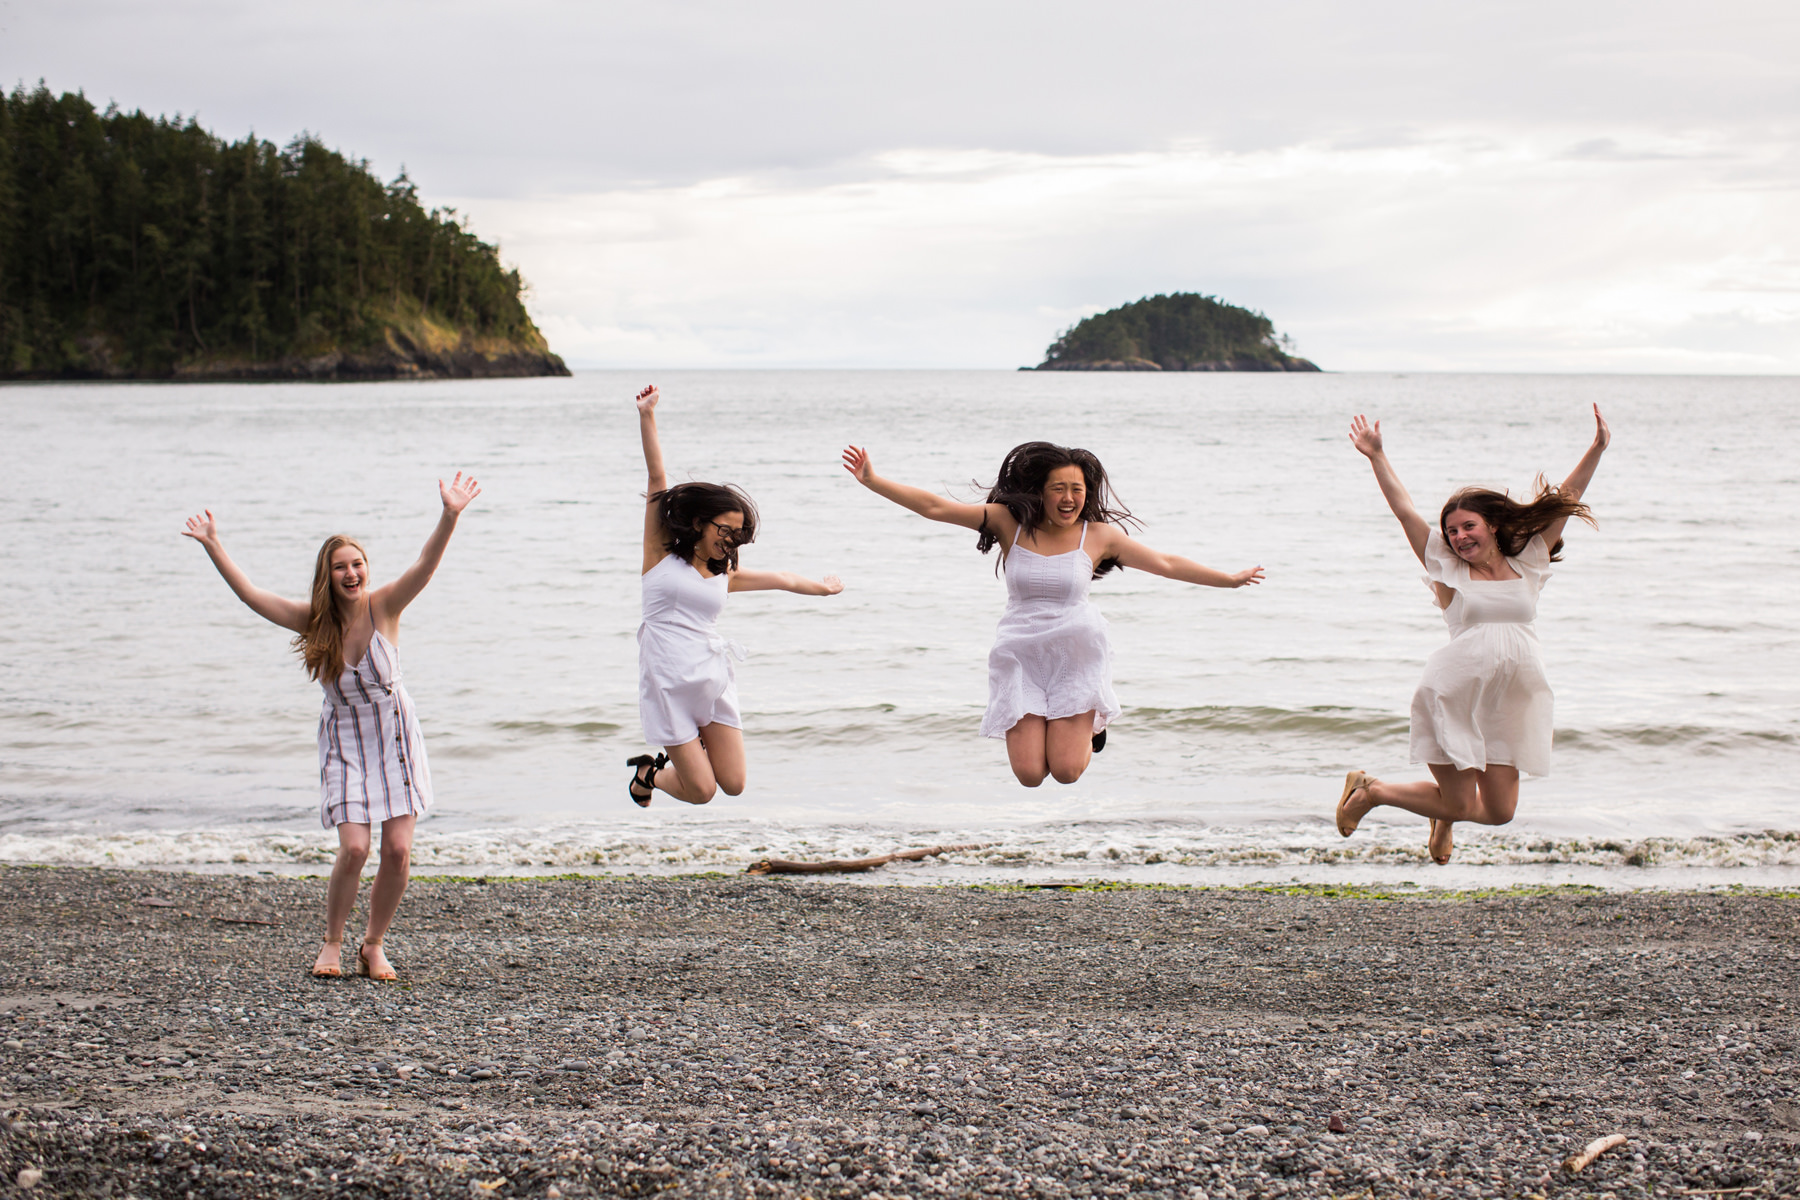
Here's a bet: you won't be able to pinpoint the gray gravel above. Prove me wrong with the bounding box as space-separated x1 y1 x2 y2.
0 866 1796 1197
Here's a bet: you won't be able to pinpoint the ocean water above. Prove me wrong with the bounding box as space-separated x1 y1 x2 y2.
2 370 1797 887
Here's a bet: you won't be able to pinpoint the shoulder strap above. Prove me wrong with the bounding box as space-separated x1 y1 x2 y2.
1077 521 1088 551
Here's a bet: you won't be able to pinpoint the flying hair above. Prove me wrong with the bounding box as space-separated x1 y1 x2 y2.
975 441 1139 578
1440 476 1595 562
652 481 759 575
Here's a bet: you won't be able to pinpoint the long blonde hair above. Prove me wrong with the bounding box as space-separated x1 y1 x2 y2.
294 534 368 681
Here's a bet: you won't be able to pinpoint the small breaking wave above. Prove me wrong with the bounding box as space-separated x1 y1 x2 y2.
3 822 1796 877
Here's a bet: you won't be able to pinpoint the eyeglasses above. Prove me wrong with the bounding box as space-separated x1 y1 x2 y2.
707 521 746 541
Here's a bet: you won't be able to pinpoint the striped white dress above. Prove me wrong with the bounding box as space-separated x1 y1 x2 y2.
318 629 433 828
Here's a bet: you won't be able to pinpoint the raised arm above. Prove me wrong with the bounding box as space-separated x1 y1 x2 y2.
1348 415 1433 566
182 510 310 633
1089 525 1264 588
1541 404 1610 548
729 569 845 596
371 472 481 627
841 445 1011 538
639 385 671 574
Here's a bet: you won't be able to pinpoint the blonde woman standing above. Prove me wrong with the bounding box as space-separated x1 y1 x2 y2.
183 473 480 980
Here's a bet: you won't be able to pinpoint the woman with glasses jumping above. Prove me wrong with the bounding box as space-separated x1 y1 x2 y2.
626 385 844 807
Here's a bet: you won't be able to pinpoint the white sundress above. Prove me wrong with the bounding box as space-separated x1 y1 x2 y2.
1410 529 1555 778
637 553 745 747
981 522 1122 739
318 629 432 829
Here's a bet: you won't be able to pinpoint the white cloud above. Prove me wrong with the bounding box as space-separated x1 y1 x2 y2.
6 0 1800 368
462 130 1800 370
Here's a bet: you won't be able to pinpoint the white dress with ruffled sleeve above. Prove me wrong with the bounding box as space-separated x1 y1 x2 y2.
1410 529 1555 778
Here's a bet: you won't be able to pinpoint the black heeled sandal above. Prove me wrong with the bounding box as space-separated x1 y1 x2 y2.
626 753 666 807
1091 729 1106 754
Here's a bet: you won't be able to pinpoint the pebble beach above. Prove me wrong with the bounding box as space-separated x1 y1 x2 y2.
0 867 1796 1198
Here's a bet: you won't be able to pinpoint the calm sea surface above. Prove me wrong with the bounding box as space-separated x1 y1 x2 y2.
2 371 1797 885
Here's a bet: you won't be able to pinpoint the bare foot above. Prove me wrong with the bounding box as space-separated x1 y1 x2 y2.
1429 819 1454 865
1336 771 1375 837
311 939 343 978
358 941 398 982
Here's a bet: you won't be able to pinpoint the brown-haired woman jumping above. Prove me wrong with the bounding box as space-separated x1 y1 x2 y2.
1339 405 1609 864
183 472 480 980
628 386 842 808
843 440 1263 788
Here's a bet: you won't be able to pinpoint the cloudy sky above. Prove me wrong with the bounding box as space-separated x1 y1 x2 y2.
7 1 1798 370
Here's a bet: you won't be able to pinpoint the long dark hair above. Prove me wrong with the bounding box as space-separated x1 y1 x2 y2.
652 482 759 574
1440 477 1594 562
976 441 1139 577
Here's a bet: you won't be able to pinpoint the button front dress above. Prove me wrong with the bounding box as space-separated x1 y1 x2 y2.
638 553 744 747
981 522 1122 738
318 629 432 828
1410 529 1555 777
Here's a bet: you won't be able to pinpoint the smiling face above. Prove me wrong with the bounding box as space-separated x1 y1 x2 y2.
1443 508 1498 562
329 543 369 604
1040 464 1088 529
695 510 747 563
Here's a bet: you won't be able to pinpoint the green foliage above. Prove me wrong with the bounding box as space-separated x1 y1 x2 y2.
1041 292 1310 370
0 84 543 377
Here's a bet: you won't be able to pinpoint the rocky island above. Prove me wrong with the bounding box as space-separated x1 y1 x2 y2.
0 86 568 381
1033 292 1319 372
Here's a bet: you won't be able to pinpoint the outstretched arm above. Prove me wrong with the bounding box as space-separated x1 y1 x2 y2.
639 385 671 574
372 472 481 626
841 445 1010 537
1092 526 1264 588
181 510 310 633
1348 415 1433 567
729 570 845 596
1542 404 1610 548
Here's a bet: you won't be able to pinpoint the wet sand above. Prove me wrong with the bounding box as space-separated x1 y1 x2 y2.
0 866 1795 1197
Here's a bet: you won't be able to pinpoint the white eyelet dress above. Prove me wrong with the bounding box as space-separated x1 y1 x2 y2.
638 553 745 747
1410 529 1555 777
318 630 433 828
980 522 1122 739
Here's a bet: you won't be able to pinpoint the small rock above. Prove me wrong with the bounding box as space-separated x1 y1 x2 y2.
1237 1124 1269 1138
470 1069 496 1080
17 1169 43 1189
2 1040 21 1051
1328 1114 1346 1133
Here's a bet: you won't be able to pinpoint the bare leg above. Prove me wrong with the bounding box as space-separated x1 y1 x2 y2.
652 723 746 804
1045 713 1098 784
359 814 416 978
315 823 371 975
1006 716 1049 787
1006 713 1097 786
1344 765 1520 865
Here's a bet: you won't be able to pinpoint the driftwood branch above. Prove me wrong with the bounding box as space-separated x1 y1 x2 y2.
746 844 991 876
1562 1133 1627 1173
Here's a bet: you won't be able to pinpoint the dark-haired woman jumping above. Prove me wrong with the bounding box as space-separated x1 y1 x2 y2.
843 441 1263 788
628 386 843 807
1338 405 1610 864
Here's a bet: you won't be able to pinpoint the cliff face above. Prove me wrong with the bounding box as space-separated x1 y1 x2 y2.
60 311 569 382
1033 292 1320 372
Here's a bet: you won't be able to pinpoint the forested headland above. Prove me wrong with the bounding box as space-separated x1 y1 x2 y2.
1033 293 1319 372
0 85 568 380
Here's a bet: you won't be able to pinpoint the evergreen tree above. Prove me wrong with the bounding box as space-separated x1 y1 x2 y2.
0 84 558 377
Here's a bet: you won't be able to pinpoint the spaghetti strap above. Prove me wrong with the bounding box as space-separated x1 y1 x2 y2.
1077 521 1088 551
